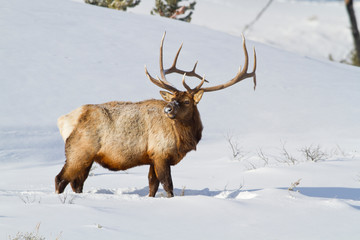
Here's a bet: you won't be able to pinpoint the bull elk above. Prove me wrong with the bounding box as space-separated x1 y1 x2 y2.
55 33 256 197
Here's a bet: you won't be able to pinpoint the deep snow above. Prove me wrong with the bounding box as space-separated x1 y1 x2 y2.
1 0 360 239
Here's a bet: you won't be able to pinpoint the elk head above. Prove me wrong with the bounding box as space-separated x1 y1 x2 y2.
144 32 257 121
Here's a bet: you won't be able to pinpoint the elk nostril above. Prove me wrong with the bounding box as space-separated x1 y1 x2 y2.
164 107 172 113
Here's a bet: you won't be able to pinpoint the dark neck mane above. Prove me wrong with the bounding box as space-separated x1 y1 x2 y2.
173 107 203 157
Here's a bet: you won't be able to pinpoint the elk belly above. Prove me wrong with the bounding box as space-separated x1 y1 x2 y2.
94 149 151 171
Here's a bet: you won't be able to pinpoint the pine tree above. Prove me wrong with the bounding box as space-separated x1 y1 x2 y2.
109 0 141 11
84 0 141 11
151 0 196 22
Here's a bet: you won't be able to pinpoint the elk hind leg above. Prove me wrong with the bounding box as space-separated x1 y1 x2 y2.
55 165 70 194
56 144 97 194
70 162 93 193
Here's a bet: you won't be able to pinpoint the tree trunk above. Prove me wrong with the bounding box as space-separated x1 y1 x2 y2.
345 0 360 64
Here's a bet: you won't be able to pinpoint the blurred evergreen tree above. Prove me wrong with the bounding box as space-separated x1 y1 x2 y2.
84 0 141 11
151 0 196 22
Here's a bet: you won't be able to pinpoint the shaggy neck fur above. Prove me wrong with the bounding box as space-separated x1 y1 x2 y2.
172 106 203 159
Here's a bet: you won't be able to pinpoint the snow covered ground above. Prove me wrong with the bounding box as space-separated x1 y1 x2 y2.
128 0 360 62
1 0 360 239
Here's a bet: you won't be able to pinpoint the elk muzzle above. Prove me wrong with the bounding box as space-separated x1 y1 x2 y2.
164 100 179 119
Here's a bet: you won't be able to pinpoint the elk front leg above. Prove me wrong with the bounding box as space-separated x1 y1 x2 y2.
154 162 174 198
148 164 160 197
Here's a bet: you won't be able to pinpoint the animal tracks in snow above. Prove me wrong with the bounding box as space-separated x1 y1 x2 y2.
86 187 258 200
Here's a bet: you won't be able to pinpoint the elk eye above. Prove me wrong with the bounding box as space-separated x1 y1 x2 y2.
184 100 190 105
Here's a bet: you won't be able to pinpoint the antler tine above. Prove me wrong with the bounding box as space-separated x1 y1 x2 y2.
168 42 183 72
193 75 205 92
201 35 257 92
240 34 249 75
181 74 192 92
182 73 206 94
159 32 174 86
145 65 179 93
252 47 257 90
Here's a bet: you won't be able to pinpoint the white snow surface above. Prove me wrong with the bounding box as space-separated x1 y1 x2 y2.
1 0 360 239
129 0 360 61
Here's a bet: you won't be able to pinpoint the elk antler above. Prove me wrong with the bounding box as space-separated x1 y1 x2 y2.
200 35 257 92
145 32 208 93
159 32 209 83
145 33 256 94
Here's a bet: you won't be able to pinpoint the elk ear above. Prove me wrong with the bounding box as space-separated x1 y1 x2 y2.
160 91 174 102
193 90 204 104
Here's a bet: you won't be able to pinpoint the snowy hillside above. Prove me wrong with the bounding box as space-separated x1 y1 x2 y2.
128 0 360 62
1 0 360 239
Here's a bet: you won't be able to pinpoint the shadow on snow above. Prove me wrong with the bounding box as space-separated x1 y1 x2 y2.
286 187 360 201
91 186 360 204
92 187 258 199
